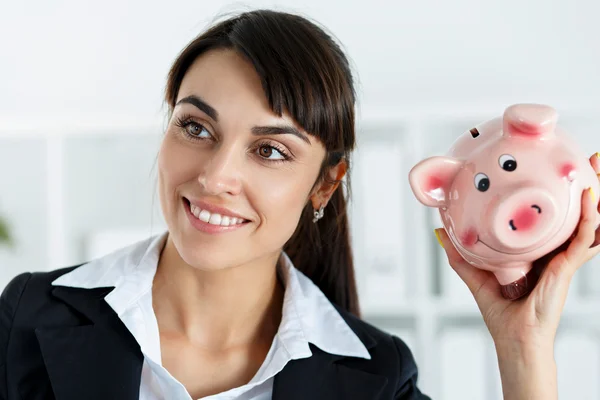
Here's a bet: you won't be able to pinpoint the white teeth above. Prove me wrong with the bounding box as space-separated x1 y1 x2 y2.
198 210 211 223
189 203 245 226
208 213 222 225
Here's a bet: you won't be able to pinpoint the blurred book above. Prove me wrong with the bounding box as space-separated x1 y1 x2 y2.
353 140 406 309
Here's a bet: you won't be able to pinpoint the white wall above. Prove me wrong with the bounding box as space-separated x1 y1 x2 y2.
1 0 600 129
2 1 600 399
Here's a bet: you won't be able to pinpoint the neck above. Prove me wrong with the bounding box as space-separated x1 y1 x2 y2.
152 234 284 350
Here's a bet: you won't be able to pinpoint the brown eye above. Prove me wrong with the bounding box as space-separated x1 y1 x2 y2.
259 146 273 158
187 123 205 137
256 143 287 161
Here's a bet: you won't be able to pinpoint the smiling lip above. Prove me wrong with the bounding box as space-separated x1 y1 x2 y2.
185 197 250 221
183 198 250 234
477 235 545 255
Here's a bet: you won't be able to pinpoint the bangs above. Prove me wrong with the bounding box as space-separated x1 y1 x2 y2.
166 10 355 153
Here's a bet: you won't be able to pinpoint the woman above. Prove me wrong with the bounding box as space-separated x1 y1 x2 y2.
1 9 599 400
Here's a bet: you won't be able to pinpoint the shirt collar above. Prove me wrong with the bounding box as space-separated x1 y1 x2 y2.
51 231 370 361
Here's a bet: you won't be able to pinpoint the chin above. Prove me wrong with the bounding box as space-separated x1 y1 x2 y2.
176 241 234 271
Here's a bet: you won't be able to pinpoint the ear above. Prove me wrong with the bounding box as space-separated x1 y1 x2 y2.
408 156 463 207
502 103 557 138
310 160 347 209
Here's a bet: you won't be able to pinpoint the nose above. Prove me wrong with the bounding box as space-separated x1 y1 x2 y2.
509 205 542 231
198 147 242 196
490 188 558 251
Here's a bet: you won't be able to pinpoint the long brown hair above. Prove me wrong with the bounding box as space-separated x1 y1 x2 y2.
164 9 360 317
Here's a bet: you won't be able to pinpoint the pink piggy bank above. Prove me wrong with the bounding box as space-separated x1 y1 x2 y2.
409 103 600 300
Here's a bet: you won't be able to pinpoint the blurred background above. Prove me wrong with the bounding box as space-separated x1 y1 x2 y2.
1 0 600 398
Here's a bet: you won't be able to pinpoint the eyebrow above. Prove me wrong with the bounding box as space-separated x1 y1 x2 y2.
175 95 219 121
175 94 310 144
251 125 310 144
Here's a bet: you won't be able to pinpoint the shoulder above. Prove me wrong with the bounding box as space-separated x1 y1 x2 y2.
0 265 82 352
335 304 417 365
0 265 84 326
333 305 428 399
1 265 82 302
0 265 88 397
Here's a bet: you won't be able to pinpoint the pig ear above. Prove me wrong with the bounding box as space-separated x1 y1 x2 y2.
409 156 463 208
502 103 557 138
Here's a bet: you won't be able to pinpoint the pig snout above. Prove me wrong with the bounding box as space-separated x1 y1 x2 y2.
489 188 558 251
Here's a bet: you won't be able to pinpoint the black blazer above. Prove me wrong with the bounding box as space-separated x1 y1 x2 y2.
0 266 431 400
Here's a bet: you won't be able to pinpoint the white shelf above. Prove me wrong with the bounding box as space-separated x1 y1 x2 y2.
364 298 600 321
0 115 166 137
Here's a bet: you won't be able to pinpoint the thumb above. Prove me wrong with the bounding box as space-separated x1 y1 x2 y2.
435 228 502 303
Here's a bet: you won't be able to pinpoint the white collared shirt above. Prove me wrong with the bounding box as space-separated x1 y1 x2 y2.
51 232 370 399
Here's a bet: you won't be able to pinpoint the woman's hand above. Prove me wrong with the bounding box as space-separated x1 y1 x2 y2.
434 153 600 399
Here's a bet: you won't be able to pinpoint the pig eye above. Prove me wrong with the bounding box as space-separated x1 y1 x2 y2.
499 154 517 171
474 173 490 192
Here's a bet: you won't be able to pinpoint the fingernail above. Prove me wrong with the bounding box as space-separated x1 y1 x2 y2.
596 152 600 159
434 228 444 248
590 187 597 203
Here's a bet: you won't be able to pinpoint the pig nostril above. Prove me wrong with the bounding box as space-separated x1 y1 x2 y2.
509 205 541 232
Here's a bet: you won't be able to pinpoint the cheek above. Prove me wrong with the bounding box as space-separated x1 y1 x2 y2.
250 168 311 215
157 142 181 218
459 227 478 247
559 162 576 181
246 163 318 239
158 135 200 189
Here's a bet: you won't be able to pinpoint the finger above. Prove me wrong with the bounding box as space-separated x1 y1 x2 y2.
584 223 600 261
592 225 600 249
590 152 600 175
435 228 502 304
564 188 597 272
435 227 464 265
589 153 600 213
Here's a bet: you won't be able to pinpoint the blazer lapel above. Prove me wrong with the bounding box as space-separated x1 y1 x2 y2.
272 345 388 400
272 313 388 400
35 286 144 400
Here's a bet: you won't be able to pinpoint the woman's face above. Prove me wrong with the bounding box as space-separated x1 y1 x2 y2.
158 49 335 271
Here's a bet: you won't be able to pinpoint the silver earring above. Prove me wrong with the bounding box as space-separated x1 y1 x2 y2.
312 205 324 223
